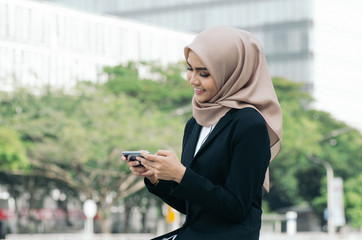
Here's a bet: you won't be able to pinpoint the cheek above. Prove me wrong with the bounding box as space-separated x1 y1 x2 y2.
207 85 218 99
206 79 217 93
211 78 218 94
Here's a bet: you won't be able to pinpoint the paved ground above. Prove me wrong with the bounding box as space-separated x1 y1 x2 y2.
4 232 362 240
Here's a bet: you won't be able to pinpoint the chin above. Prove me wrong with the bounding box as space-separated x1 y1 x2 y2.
196 98 208 103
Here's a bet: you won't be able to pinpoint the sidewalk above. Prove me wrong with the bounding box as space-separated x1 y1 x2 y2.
5 233 155 240
261 232 362 240
5 232 362 240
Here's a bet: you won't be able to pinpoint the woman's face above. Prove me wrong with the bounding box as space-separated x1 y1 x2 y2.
186 50 218 103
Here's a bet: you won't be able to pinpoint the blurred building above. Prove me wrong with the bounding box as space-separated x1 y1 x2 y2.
0 0 194 91
38 0 362 130
36 0 317 92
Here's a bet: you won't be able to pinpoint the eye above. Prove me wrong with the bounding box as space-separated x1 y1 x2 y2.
200 72 210 78
187 67 193 71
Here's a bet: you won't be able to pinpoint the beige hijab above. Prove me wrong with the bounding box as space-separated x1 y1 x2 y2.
184 26 282 191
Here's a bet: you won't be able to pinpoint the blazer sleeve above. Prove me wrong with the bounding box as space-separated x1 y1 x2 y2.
143 118 196 214
144 178 186 214
169 121 271 222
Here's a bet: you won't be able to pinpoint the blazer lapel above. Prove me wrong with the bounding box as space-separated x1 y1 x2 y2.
183 123 201 168
194 111 233 159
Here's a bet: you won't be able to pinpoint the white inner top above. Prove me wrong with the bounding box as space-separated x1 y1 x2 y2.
194 124 216 156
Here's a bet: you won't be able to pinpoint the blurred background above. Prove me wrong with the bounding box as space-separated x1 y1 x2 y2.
0 0 361 239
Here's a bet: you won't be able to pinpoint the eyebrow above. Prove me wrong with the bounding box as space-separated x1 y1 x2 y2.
187 61 208 71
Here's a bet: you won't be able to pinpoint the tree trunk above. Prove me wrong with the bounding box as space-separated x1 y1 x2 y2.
124 203 132 233
98 207 112 233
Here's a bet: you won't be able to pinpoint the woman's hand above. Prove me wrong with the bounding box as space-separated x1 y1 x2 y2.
138 150 186 183
121 154 158 184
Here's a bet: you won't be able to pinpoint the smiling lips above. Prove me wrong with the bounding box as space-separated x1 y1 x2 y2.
194 88 206 94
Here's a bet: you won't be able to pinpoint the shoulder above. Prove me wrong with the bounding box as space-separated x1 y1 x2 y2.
185 117 197 130
228 108 270 146
182 117 197 142
229 107 266 129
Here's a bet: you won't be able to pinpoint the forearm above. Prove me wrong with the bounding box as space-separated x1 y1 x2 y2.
144 178 186 214
170 168 247 222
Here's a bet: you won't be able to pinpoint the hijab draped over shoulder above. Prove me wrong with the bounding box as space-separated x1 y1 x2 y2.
184 26 282 191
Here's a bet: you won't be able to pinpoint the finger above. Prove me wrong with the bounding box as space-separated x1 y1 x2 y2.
130 167 141 176
140 160 159 175
139 151 159 163
131 166 147 175
140 150 154 160
139 158 153 168
127 160 142 167
132 168 145 176
156 149 171 157
140 170 155 177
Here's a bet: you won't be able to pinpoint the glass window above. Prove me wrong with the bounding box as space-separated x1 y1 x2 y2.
15 6 30 41
29 9 44 43
0 3 8 37
56 15 64 46
301 29 309 52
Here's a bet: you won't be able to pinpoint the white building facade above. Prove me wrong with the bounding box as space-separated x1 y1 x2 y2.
43 0 316 91
0 0 195 91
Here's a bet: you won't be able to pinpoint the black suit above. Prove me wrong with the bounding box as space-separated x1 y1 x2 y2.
146 108 271 239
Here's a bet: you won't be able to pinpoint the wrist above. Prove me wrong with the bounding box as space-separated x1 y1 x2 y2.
175 166 186 184
150 177 159 185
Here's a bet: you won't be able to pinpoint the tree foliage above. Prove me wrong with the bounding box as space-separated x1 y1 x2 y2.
0 63 189 233
268 77 362 228
344 173 362 227
0 127 28 170
104 61 193 111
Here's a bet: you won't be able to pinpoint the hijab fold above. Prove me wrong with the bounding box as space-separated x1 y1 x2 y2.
184 26 282 192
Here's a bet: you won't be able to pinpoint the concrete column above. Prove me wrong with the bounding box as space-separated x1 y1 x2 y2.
286 211 297 236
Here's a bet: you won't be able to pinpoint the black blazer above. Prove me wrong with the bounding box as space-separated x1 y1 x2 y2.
145 108 271 240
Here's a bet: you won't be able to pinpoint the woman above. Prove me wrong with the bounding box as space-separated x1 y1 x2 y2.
122 25 282 240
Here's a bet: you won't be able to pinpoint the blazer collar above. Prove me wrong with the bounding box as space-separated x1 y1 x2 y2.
183 109 234 167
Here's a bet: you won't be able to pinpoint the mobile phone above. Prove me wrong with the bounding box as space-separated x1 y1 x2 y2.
122 151 150 167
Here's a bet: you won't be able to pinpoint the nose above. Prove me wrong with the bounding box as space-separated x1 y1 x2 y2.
189 72 200 86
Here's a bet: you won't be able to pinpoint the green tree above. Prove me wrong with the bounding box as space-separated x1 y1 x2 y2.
0 78 188 233
266 77 323 208
344 173 362 227
266 77 362 229
0 127 28 170
104 61 193 112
